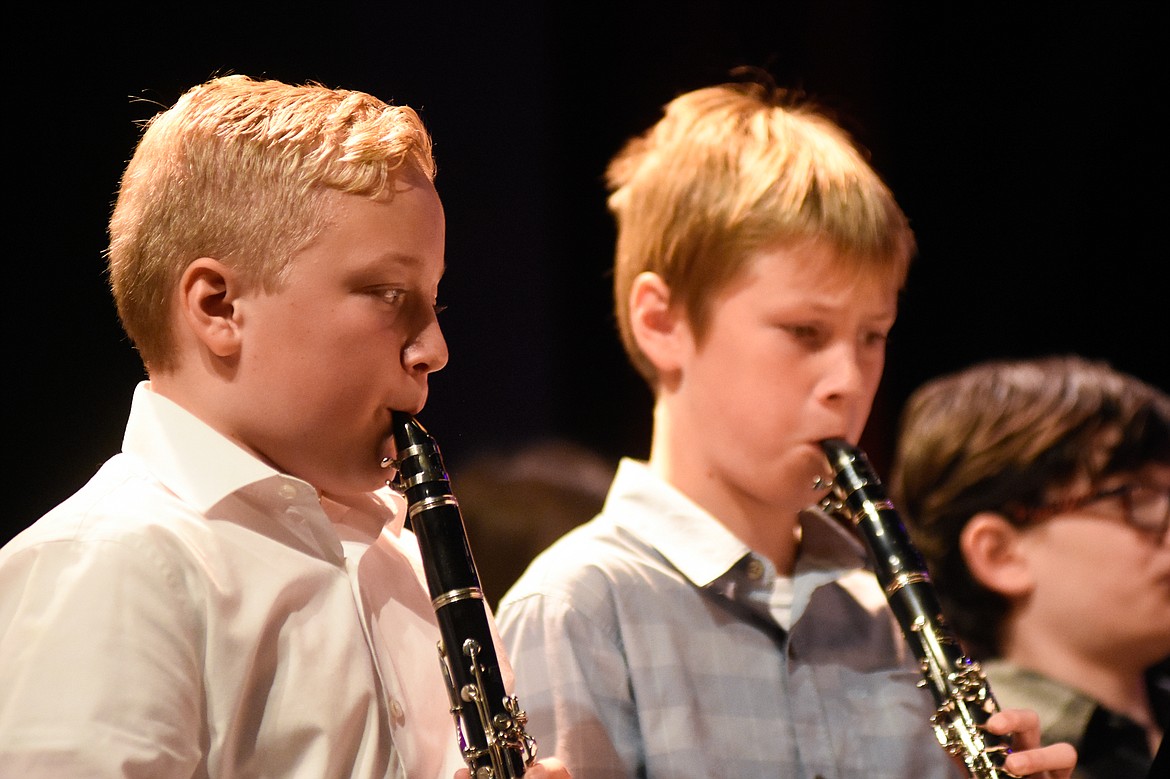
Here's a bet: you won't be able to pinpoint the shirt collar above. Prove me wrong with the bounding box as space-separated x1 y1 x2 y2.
606 459 870 580
795 506 870 572
979 660 1098 746
604 458 751 588
320 488 408 539
122 381 403 554
123 382 282 514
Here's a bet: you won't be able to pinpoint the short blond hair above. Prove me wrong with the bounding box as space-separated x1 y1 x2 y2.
606 78 915 386
107 74 436 372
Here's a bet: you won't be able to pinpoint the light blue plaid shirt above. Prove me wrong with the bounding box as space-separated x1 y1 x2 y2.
497 458 965 779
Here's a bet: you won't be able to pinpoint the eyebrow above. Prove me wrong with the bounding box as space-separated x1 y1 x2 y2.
350 251 446 278
788 300 898 321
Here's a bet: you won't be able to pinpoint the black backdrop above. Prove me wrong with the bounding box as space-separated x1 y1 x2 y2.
7 2 1166 544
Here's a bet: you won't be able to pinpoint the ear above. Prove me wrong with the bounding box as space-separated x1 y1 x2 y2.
628 271 689 379
959 512 1034 598
177 257 243 359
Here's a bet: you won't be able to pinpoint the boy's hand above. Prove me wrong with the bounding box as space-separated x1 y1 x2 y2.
523 758 572 778
986 708 1077 778
454 757 571 779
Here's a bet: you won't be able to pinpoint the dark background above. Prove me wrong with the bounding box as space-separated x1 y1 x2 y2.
7 2 1166 544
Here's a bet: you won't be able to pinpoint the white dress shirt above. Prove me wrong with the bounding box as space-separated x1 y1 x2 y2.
0 382 480 778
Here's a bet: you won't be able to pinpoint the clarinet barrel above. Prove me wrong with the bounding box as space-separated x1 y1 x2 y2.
391 414 536 778
819 438 1021 779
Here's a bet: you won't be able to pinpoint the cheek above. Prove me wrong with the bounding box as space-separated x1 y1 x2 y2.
868 349 888 387
857 349 887 401
1027 526 1132 593
297 311 390 370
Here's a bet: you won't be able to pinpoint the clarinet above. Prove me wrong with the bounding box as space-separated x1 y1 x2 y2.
389 413 537 778
818 439 1022 779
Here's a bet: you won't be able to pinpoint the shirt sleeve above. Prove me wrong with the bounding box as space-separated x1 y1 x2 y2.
0 534 205 777
497 586 640 779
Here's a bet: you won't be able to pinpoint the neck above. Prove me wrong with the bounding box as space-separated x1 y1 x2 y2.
648 405 803 574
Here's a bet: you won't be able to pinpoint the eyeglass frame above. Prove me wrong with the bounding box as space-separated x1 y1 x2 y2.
1009 482 1170 539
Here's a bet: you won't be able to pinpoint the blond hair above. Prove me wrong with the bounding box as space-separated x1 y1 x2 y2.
107 74 436 372
606 78 915 386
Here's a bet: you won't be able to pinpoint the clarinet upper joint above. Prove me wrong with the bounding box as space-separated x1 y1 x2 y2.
392 412 539 778
818 438 1024 779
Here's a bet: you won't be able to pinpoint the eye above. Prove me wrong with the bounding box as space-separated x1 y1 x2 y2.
862 328 890 348
378 288 406 306
784 323 826 347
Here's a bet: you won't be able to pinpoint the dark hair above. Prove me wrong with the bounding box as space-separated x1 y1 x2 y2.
889 355 1170 658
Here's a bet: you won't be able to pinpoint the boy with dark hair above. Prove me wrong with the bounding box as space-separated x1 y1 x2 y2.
890 355 1170 778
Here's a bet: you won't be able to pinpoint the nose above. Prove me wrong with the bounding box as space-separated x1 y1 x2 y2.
818 341 868 403
405 316 449 376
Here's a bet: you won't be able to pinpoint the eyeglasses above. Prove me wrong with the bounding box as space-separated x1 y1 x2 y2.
1012 483 1170 539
